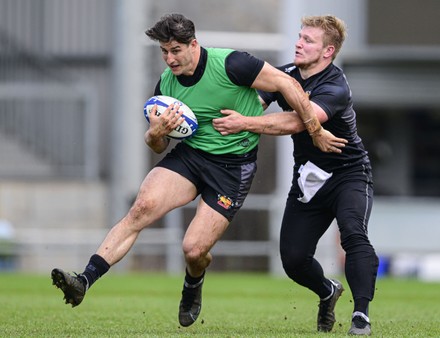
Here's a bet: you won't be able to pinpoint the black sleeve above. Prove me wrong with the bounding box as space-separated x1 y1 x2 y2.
257 63 294 109
225 51 265 87
258 89 277 107
153 80 162 95
310 75 351 119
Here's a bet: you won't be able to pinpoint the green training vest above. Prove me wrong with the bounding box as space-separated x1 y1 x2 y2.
159 48 263 155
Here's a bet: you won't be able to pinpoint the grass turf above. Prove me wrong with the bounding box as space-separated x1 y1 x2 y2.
0 272 439 337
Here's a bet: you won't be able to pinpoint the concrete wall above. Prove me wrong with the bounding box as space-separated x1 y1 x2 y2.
0 181 108 272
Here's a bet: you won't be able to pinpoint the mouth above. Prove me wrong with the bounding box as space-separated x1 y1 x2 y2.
168 64 180 72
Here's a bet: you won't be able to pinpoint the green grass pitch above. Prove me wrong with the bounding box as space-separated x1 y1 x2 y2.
1 272 439 337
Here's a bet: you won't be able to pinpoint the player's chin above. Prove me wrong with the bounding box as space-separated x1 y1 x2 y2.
293 58 304 67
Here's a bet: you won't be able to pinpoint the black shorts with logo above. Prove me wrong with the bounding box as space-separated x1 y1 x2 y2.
155 142 258 221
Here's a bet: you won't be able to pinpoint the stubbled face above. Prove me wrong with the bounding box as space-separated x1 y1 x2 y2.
293 26 327 70
159 39 198 76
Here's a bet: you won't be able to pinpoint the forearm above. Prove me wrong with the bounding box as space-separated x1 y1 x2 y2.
144 130 169 154
281 79 322 136
252 63 321 136
243 112 305 135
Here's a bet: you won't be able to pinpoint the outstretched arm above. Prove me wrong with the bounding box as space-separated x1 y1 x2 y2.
213 109 304 135
250 62 347 152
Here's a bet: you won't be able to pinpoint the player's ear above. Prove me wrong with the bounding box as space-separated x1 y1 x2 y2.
324 45 335 59
189 39 198 48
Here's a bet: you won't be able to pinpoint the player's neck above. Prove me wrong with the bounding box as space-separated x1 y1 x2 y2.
187 45 201 76
298 61 331 80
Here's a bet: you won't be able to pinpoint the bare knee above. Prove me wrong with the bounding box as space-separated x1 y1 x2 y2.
182 239 211 267
125 196 159 231
182 240 202 262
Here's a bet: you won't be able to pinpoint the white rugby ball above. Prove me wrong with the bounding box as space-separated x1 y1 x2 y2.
143 95 198 140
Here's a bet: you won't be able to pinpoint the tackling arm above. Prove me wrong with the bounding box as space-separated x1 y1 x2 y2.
251 62 347 152
213 101 327 136
213 110 304 135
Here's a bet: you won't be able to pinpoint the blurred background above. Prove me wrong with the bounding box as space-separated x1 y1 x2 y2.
0 0 439 280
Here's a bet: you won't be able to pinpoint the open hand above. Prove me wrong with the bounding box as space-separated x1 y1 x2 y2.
311 128 348 153
212 109 246 135
149 103 184 138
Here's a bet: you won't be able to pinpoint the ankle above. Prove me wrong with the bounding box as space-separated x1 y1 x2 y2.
78 274 89 290
320 281 334 301
352 311 370 323
185 269 205 286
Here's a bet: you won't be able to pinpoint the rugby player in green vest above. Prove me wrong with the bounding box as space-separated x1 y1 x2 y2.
51 13 346 328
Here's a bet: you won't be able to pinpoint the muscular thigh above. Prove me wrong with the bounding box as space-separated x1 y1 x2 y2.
156 142 257 222
135 167 197 219
183 198 230 255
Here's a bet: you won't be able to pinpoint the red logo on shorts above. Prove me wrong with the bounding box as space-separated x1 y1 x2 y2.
217 195 234 210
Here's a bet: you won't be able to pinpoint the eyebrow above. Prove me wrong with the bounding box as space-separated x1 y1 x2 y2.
299 32 314 40
161 45 181 52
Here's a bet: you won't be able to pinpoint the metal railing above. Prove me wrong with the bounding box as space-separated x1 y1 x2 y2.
0 82 99 179
0 0 107 180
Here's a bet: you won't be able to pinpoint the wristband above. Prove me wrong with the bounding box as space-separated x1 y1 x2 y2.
309 125 322 136
303 116 322 136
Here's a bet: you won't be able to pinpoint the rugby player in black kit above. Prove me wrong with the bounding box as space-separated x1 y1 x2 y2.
213 15 378 336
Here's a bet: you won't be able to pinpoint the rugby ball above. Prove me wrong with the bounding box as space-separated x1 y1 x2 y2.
143 95 198 140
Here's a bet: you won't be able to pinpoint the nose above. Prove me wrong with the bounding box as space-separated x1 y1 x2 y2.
163 53 174 64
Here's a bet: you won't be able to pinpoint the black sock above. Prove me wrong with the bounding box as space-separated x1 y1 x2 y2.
320 279 334 300
353 297 369 316
81 254 110 290
185 269 205 286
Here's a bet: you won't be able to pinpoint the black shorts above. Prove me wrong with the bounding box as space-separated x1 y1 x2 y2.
155 142 258 221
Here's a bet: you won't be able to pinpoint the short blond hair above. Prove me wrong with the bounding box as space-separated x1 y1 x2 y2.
301 15 347 59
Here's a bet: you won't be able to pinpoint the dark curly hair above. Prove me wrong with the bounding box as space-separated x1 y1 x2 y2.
145 13 196 44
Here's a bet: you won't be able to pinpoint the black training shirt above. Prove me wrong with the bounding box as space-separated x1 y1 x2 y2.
259 63 370 173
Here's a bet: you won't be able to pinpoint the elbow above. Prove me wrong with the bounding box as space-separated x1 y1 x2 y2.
149 146 164 154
